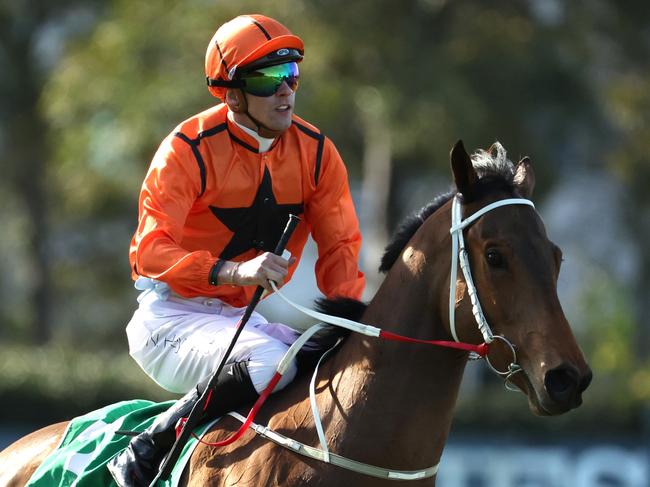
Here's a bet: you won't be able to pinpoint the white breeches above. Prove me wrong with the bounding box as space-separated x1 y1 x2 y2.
125 286 299 395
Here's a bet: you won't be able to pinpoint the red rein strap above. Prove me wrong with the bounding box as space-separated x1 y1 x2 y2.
379 330 489 357
185 333 489 448
187 372 283 447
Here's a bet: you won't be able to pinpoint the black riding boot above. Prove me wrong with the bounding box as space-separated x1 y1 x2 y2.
107 361 258 487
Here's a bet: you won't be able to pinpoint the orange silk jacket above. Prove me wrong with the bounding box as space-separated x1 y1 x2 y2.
129 103 365 308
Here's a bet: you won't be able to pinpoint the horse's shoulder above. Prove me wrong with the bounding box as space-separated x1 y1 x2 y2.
0 421 68 487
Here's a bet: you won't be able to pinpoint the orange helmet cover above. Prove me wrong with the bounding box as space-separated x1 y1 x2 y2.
205 14 304 99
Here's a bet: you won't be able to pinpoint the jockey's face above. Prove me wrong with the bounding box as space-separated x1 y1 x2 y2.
227 81 295 137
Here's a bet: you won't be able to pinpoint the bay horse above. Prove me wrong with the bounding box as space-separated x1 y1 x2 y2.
0 141 592 486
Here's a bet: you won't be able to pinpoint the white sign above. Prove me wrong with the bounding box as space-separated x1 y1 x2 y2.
438 444 649 487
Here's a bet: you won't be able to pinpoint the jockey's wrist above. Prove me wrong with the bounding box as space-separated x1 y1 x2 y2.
218 261 241 286
209 259 240 286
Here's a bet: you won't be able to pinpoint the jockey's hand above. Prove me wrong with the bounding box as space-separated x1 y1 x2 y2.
232 253 296 291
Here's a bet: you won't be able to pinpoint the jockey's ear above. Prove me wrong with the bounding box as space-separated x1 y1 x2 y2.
450 140 478 199
514 157 535 199
225 89 246 113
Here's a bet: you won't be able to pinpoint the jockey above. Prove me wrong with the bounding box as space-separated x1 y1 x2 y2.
107 14 365 487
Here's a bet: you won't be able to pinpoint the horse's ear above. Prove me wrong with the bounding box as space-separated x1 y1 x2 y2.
450 140 478 197
514 156 535 199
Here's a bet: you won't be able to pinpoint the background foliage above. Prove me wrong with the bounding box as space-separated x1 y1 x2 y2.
1 0 649 440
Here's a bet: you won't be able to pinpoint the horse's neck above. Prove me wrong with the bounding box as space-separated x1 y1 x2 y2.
322 211 468 469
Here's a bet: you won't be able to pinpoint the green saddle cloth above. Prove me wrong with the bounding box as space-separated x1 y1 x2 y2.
26 399 217 487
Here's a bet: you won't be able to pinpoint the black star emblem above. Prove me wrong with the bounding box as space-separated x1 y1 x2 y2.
209 167 303 260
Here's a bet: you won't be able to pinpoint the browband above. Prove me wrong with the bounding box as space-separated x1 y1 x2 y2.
206 76 245 88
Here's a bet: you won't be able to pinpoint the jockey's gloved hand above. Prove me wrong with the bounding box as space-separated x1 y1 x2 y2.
231 252 296 291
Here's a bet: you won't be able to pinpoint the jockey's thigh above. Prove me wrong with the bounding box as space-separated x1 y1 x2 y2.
125 294 298 395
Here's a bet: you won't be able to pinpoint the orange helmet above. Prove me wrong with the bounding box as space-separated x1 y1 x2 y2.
205 14 304 100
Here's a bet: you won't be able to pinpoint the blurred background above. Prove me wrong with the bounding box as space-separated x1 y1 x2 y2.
1 0 649 485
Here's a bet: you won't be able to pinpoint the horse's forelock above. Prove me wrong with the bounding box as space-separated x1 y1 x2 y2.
470 142 516 182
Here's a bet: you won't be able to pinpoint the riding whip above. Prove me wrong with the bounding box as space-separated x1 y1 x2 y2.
152 214 301 484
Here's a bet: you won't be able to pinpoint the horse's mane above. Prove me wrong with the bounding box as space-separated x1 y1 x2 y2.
316 142 518 320
315 297 367 321
379 191 455 273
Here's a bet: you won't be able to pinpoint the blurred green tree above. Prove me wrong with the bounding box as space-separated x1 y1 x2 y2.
0 0 648 431
0 0 104 343
580 0 650 362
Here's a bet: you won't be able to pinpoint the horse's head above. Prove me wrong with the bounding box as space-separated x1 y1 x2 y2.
448 140 592 415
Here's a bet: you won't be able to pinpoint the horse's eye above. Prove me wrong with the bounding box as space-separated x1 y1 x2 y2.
486 248 505 268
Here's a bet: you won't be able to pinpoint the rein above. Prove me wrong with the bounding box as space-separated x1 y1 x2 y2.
189 195 536 480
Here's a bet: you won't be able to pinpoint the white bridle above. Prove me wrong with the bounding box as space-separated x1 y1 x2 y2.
449 195 536 379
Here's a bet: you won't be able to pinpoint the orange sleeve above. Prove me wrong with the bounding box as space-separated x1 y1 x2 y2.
305 138 365 299
130 133 217 295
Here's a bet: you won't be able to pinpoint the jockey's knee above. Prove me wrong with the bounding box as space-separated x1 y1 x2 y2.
247 341 297 394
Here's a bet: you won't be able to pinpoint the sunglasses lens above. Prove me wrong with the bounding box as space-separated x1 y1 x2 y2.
241 62 300 97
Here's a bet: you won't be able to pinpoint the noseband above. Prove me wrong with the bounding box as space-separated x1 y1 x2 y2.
449 195 536 390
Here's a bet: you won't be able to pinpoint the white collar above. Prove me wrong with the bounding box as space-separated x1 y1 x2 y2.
228 111 275 153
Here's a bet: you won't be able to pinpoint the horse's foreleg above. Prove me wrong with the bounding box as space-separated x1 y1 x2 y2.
0 421 68 487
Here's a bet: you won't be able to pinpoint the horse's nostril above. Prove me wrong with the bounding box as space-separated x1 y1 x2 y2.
544 366 579 405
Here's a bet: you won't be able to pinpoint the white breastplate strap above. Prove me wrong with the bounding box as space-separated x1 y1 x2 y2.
238 286 441 481
448 196 536 344
227 407 438 480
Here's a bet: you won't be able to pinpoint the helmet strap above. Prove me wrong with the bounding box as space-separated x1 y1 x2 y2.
238 91 284 139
